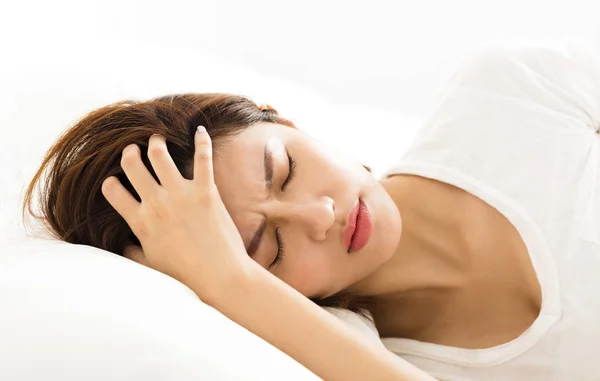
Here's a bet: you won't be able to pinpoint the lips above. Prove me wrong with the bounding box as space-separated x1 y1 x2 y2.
343 199 373 253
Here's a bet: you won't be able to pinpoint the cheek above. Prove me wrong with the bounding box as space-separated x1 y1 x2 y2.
281 254 332 297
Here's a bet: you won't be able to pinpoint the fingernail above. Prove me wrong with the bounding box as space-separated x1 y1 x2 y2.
197 125 206 133
123 145 135 154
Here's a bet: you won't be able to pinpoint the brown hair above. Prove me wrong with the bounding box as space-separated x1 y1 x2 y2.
22 93 372 320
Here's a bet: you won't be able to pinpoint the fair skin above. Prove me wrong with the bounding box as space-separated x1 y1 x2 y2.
110 120 542 377
212 122 402 299
371 174 542 348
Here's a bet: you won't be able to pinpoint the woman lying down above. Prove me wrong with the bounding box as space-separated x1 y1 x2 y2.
23 43 600 381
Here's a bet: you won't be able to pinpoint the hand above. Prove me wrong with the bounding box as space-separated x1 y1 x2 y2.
101 127 254 301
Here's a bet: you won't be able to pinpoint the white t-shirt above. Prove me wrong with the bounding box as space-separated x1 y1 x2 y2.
334 43 600 381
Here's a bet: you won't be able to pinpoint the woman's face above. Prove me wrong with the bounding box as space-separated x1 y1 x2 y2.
213 123 402 299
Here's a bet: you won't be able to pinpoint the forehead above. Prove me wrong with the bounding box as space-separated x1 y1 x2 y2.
213 123 285 198
212 123 291 238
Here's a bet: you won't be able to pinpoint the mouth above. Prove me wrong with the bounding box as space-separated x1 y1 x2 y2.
343 198 373 253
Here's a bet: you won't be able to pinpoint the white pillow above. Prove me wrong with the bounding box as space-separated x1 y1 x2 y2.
0 238 321 381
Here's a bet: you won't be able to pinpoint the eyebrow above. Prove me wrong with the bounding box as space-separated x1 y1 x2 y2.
263 144 274 193
246 144 274 258
247 220 266 258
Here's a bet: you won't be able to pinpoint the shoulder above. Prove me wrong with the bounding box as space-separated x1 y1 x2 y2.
402 42 600 156
453 42 600 84
385 43 600 211
436 42 600 131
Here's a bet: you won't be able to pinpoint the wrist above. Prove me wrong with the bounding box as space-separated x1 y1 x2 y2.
194 259 261 307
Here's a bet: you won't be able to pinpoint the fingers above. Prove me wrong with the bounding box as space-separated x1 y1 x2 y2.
101 175 140 226
147 134 183 189
193 126 215 188
120 144 162 200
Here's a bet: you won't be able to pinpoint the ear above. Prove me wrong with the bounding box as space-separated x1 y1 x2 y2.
258 104 276 112
258 104 297 128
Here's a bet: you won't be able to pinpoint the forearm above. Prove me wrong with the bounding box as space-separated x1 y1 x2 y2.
199 264 436 381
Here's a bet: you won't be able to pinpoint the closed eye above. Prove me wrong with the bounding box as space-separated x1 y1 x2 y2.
281 153 296 191
270 227 285 268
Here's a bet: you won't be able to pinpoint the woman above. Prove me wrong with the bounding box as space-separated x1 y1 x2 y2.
23 44 600 380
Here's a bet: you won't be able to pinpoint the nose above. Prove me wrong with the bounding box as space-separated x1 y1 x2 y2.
271 196 335 241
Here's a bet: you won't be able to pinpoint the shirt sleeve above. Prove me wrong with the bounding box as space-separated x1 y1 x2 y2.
389 42 600 225
434 42 600 133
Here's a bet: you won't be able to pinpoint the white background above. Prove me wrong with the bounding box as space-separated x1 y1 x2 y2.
2 0 599 118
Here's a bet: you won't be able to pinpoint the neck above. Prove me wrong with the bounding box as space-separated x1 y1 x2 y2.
347 174 472 299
